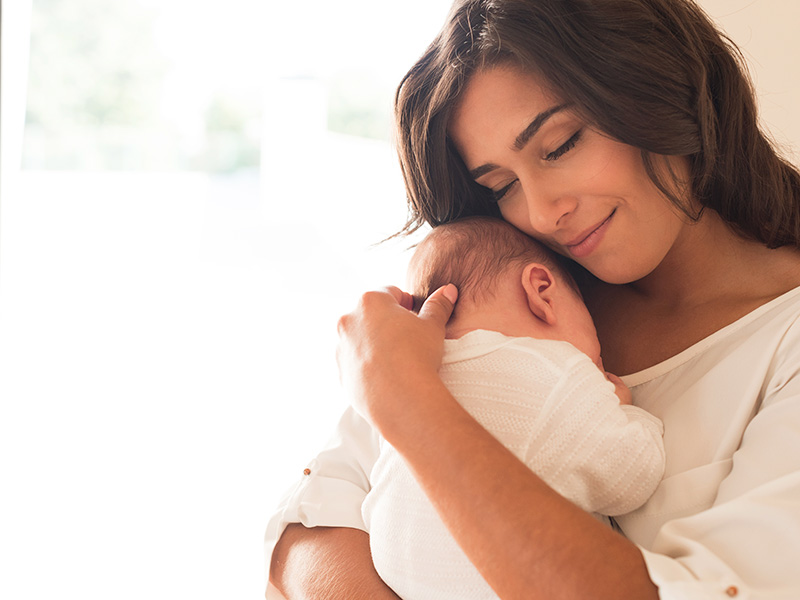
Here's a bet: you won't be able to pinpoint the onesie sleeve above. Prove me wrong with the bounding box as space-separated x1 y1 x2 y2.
263 406 381 588
524 352 665 516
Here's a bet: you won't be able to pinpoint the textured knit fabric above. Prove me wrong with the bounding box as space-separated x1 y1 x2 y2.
362 331 665 600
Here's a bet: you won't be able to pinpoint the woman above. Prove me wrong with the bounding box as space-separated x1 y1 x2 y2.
267 0 800 598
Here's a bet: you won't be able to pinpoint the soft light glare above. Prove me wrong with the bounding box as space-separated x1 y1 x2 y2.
2 1 444 598
2 1 798 599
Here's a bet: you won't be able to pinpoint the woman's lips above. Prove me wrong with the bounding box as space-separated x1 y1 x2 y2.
565 210 615 258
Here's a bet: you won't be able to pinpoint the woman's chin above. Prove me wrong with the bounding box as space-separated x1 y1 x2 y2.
583 262 654 286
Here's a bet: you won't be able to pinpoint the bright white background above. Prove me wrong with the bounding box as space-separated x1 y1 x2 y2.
0 2 450 598
0 2 798 599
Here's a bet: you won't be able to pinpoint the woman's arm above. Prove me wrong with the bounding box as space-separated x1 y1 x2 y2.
270 525 400 599
337 286 659 600
263 407 388 599
380 373 657 600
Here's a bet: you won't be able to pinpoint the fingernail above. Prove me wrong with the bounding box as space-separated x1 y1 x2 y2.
442 283 458 304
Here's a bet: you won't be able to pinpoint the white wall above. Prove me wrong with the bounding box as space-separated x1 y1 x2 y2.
700 0 800 159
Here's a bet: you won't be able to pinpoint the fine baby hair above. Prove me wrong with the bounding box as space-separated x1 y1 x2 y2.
409 215 577 316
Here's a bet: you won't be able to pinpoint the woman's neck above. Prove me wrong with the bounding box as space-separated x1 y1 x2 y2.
628 210 800 309
587 210 800 374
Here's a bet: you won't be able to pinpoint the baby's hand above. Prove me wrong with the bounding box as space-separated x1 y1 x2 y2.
605 372 632 405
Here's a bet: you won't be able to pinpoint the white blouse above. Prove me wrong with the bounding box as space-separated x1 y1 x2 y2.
265 285 800 600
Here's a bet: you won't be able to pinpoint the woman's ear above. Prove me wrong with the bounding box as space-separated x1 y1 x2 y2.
521 263 557 325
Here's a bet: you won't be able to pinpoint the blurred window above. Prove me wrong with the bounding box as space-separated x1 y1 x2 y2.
5 1 451 599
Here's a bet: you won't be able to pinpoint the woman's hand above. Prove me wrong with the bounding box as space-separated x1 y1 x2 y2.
336 284 458 429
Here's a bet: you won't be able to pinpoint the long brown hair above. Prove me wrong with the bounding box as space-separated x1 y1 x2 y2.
395 0 800 248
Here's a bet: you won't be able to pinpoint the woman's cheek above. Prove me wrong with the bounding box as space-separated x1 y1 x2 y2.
498 198 533 237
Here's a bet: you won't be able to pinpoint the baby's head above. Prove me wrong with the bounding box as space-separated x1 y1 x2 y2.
409 216 573 309
408 216 602 364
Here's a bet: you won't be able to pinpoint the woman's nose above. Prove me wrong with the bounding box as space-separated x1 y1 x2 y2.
520 180 577 236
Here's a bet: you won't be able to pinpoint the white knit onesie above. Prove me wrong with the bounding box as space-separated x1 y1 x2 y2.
362 330 665 600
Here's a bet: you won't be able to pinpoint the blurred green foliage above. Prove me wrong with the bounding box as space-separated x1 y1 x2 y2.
193 94 261 173
22 0 261 172
23 0 173 169
22 0 394 172
327 72 392 141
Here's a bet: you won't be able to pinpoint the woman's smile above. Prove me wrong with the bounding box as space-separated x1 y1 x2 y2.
564 209 616 259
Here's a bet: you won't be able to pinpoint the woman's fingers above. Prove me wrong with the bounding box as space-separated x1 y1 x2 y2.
335 284 457 428
418 284 458 326
337 288 400 340
383 285 416 311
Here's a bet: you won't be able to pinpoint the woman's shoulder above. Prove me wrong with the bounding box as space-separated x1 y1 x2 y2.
587 250 800 375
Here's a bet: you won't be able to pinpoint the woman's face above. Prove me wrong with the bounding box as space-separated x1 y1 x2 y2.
448 63 690 285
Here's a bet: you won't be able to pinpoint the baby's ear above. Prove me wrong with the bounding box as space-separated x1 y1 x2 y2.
521 263 557 325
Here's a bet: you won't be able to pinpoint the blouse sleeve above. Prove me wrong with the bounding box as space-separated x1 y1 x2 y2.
623 312 800 600
638 342 800 599
263 406 381 588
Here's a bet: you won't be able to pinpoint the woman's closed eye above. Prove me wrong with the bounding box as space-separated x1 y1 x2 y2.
484 129 585 202
545 129 583 161
491 179 518 203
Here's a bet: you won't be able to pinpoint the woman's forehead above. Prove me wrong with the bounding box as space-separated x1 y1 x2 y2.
448 64 565 162
455 63 561 115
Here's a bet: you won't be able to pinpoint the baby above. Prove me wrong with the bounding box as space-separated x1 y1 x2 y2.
361 216 665 600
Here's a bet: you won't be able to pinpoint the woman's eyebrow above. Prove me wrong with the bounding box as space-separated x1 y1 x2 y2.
469 163 501 179
468 103 571 180
513 103 570 150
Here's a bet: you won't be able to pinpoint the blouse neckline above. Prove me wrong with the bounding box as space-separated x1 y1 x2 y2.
621 284 800 387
